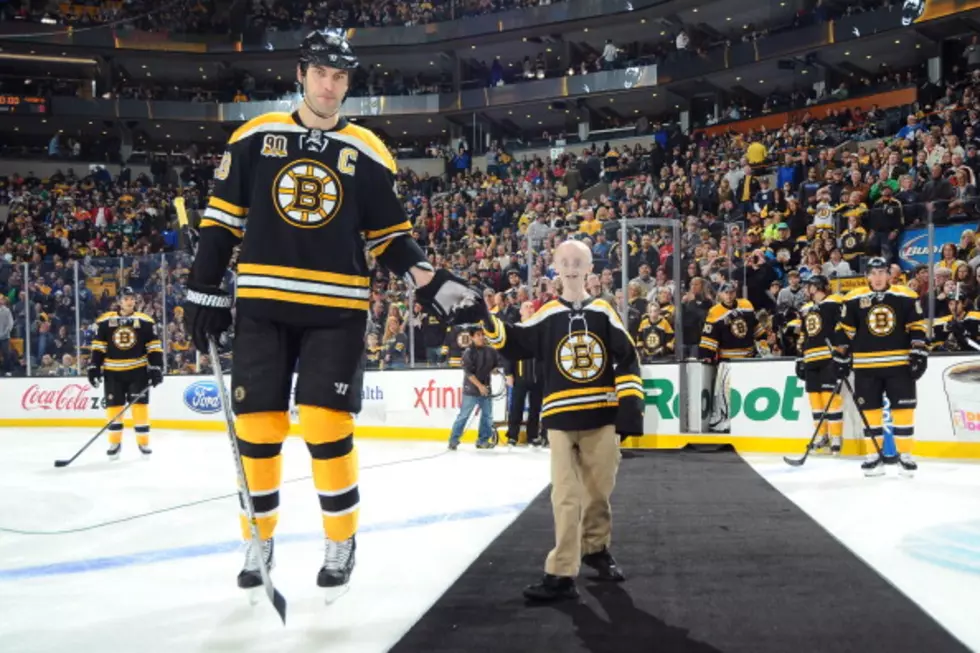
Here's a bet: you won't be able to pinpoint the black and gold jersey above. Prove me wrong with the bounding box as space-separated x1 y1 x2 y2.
636 316 674 363
839 227 868 262
90 311 163 373
698 298 765 360
798 294 844 367
931 311 980 352
835 285 927 369
441 326 471 367
190 111 427 327
365 344 383 369
484 297 644 434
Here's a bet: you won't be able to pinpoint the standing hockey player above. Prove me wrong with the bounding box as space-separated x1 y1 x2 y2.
794 275 844 454
834 257 928 476
504 300 544 447
87 286 163 459
183 29 484 596
699 282 766 431
482 240 644 602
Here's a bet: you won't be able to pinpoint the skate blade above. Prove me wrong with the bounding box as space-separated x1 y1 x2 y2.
247 587 263 605
108 454 120 461
323 584 350 605
899 468 916 479
863 468 886 478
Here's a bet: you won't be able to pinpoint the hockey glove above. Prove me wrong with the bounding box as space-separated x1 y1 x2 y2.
909 346 928 381
184 282 234 353
415 269 488 325
87 365 102 389
795 359 806 380
148 365 164 388
832 350 852 380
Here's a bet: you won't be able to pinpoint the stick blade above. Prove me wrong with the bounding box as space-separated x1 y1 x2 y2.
782 454 807 467
54 460 70 468
270 588 287 624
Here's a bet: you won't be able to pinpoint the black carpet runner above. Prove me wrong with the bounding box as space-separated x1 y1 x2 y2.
391 450 967 653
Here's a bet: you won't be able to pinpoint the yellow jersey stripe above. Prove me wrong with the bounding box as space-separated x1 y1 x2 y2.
371 239 394 257
854 349 910 358
208 196 248 217
617 389 646 401
615 375 642 385
365 221 412 240
200 219 244 239
228 112 299 145
237 263 370 287
337 124 397 172
541 401 618 419
237 288 370 311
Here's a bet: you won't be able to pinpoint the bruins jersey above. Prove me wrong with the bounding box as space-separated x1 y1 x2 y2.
441 326 471 367
90 311 163 373
484 297 644 434
190 111 427 326
365 345 383 369
839 227 868 262
835 285 927 369
931 311 980 352
636 316 674 363
699 299 765 360
798 294 844 367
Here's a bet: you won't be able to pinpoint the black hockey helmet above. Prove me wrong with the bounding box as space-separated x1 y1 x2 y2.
804 274 830 293
299 29 358 72
119 286 136 298
948 285 966 303
866 257 889 274
717 281 736 294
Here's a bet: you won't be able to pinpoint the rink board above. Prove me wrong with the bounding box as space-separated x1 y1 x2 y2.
2 358 979 458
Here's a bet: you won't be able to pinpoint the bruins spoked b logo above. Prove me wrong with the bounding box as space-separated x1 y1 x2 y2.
112 326 137 350
804 312 823 337
867 304 896 336
273 159 343 228
730 317 748 338
556 331 606 383
644 331 661 350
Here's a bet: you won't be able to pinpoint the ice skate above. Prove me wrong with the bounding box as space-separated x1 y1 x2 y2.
582 547 626 582
106 443 121 460
318 536 355 603
809 435 830 453
898 452 917 478
523 573 579 603
829 437 842 456
238 538 275 604
138 444 152 457
861 453 885 477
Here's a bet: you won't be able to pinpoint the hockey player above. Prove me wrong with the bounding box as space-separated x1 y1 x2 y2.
699 282 766 430
482 240 644 602
931 288 980 352
636 302 674 363
834 257 928 476
87 286 163 459
794 275 844 455
183 29 484 596
504 300 544 447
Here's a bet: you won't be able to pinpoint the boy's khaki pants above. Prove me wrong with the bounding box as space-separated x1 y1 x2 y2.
544 423 621 578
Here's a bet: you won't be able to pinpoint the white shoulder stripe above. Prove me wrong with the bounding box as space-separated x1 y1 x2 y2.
328 132 394 172
584 301 632 339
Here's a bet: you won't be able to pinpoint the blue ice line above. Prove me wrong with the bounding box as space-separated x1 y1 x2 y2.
0 502 528 582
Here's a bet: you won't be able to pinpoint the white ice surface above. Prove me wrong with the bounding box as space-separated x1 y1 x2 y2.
745 454 980 652
0 429 550 653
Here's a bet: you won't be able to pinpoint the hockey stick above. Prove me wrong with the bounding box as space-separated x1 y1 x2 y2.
966 336 980 352
53 386 151 468
208 337 287 624
840 375 886 460
782 376 844 467
174 196 287 624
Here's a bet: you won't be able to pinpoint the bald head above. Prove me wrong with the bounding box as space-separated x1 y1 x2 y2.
554 239 592 300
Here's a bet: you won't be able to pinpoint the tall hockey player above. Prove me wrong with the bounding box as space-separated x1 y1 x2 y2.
87 286 163 459
834 257 928 477
699 282 766 431
482 240 644 603
183 29 484 595
794 275 844 454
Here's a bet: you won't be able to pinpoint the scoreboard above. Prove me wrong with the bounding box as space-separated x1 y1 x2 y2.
0 95 49 114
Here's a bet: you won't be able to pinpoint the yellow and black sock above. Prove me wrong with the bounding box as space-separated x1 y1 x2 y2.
106 407 123 445
132 403 150 447
823 392 843 438
235 411 289 541
891 407 915 454
299 406 359 542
